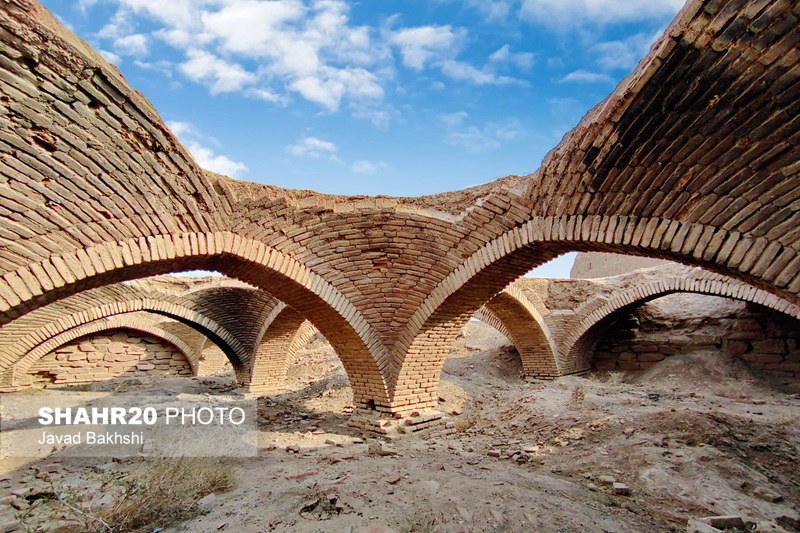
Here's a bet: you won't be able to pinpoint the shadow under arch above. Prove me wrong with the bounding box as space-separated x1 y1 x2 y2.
10 313 199 387
0 294 253 388
393 214 800 411
563 276 800 372
1 232 391 409
475 288 561 378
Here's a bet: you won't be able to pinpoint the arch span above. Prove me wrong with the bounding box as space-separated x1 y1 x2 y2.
248 302 318 395
563 272 800 371
477 287 560 378
0 233 391 409
0 284 260 387
1 0 798 421
11 313 198 388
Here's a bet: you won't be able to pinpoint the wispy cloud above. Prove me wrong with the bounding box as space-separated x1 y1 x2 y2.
287 136 340 161
489 44 534 70
179 49 256 94
351 160 388 174
519 0 684 29
166 120 248 178
388 25 463 70
439 60 519 86
445 117 524 152
591 30 661 70
560 69 614 84
113 33 148 56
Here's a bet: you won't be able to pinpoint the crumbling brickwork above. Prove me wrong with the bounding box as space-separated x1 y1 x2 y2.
593 297 800 377
478 264 800 378
0 0 797 422
27 328 192 386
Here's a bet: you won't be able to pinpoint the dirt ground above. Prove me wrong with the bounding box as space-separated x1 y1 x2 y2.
1 321 799 532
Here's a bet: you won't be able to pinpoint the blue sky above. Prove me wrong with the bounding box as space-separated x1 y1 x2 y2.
45 0 684 277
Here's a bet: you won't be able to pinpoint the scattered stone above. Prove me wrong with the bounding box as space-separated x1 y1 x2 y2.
0 522 22 533
613 482 631 496
197 493 218 513
686 519 720 533
753 486 783 503
487 450 500 458
698 516 745 529
598 475 615 485
489 509 504 523
379 442 398 457
9 499 28 511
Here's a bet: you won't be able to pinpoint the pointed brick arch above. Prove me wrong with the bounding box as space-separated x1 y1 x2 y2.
0 285 256 388
563 272 800 371
248 302 317 395
1 0 799 425
0 233 391 408
9 312 199 388
477 287 560 378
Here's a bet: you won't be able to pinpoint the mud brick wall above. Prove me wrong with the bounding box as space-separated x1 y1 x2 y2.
197 344 233 376
593 295 800 377
27 328 192 385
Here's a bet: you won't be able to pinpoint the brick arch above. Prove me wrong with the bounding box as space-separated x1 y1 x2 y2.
1 0 798 423
477 288 560 378
394 206 800 409
247 302 318 395
0 288 255 388
0 233 391 409
563 274 800 372
10 312 199 387
473 308 512 340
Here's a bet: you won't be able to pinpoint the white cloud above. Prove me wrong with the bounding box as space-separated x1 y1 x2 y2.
166 120 248 178
591 30 661 70
389 25 462 70
290 66 383 111
113 33 148 56
489 45 534 70
560 69 614 84
519 0 684 28
445 118 524 152
440 111 469 127
351 160 388 174
465 0 513 22
87 0 533 123
166 120 196 138
99 49 121 64
245 87 286 104
133 59 173 77
179 49 256 93
95 0 390 122
439 60 518 85
186 142 248 177
287 136 339 160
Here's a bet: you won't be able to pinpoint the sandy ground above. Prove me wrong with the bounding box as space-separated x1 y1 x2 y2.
1 321 799 532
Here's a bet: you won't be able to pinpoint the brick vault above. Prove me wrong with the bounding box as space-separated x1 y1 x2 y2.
0 0 797 423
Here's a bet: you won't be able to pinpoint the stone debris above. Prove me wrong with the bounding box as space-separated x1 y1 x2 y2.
612 482 630 496
698 516 745 529
196 493 218 513
752 486 783 503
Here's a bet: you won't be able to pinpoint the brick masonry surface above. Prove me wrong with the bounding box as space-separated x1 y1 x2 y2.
593 294 800 377
26 328 192 386
0 0 797 418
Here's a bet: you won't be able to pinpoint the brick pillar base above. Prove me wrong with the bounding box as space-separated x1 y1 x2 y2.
347 408 454 440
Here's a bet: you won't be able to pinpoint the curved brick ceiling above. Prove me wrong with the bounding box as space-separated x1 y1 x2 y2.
0 0 797 413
